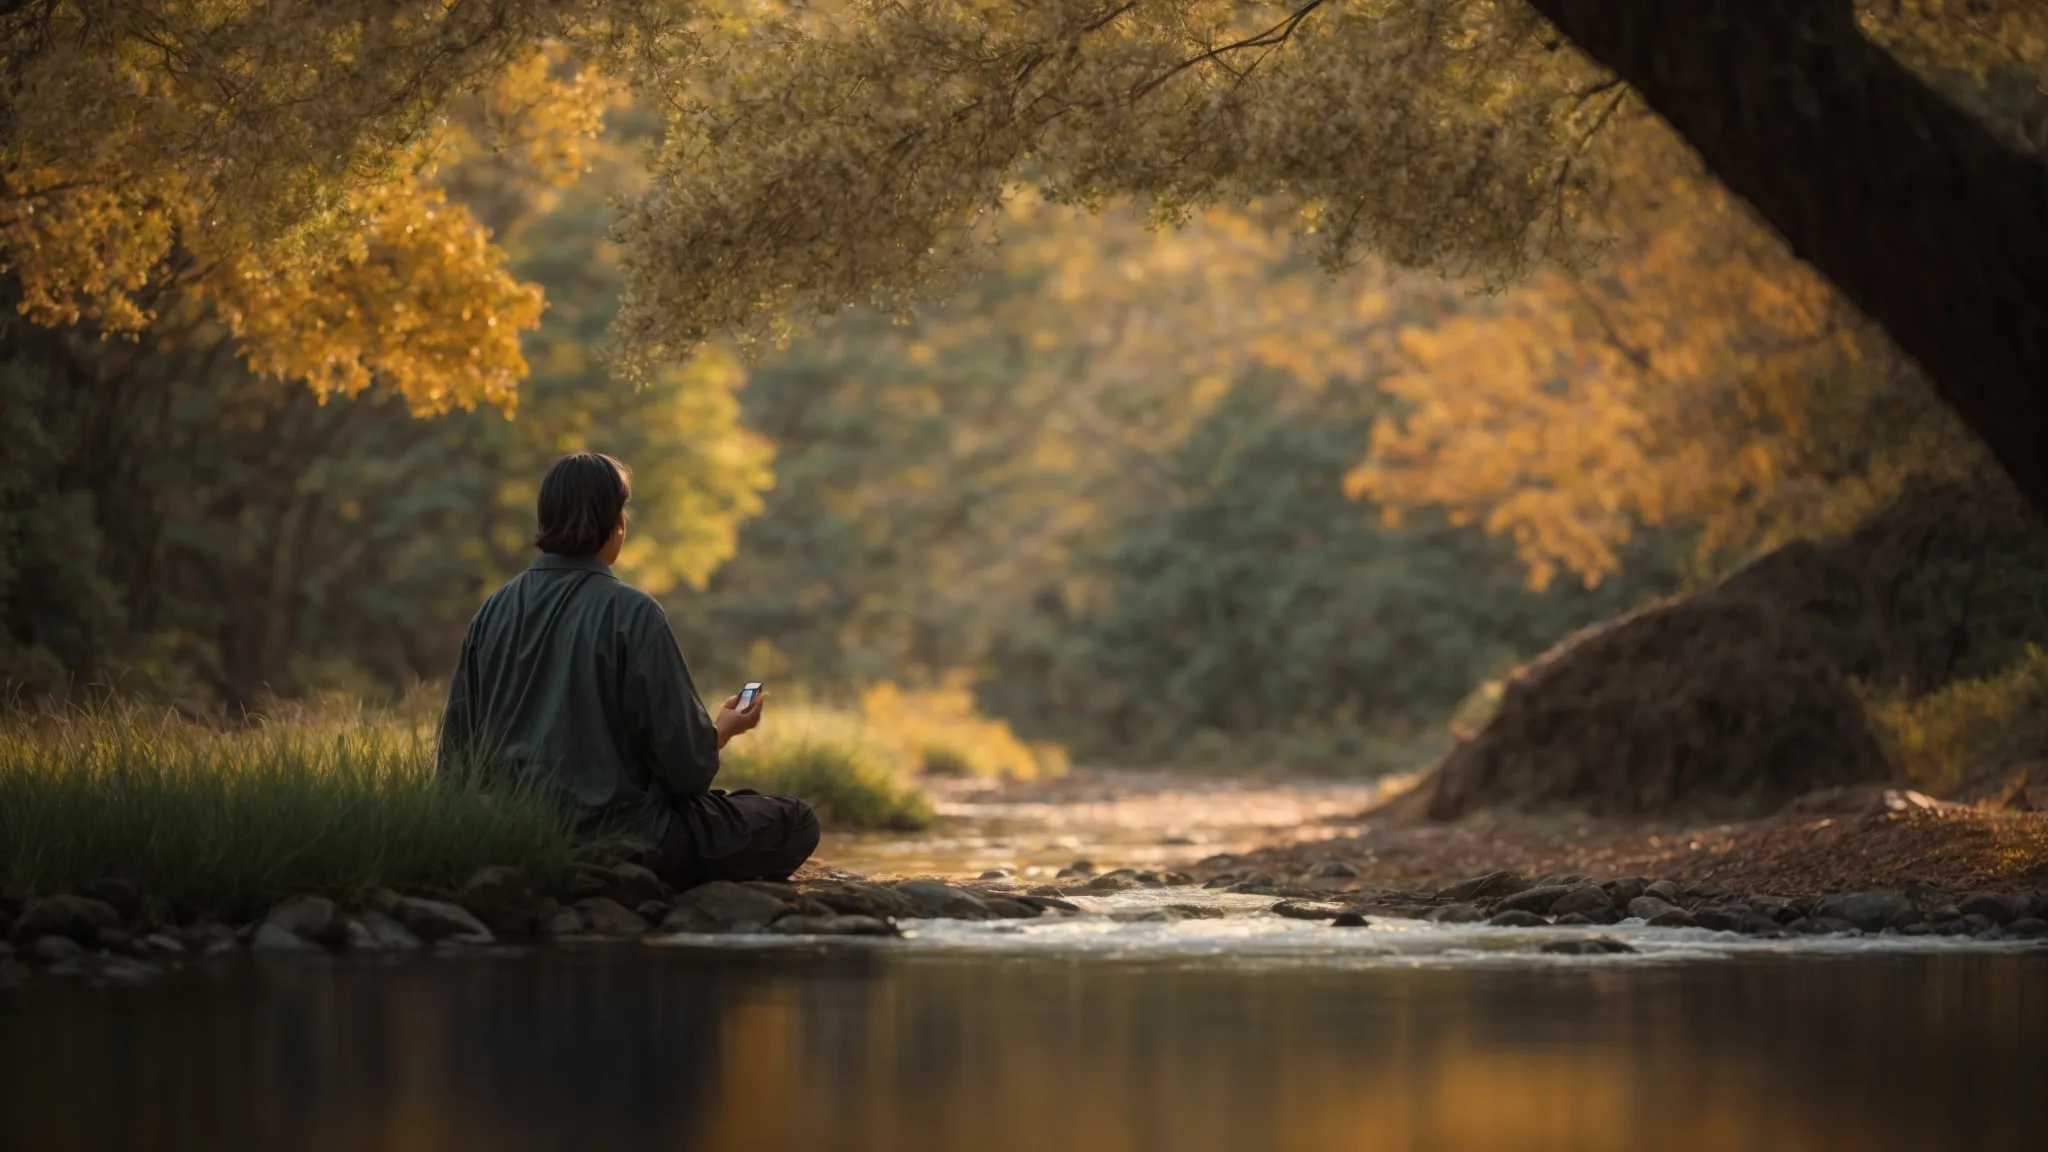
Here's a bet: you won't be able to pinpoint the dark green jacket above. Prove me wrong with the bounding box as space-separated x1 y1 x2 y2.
437 553 720 843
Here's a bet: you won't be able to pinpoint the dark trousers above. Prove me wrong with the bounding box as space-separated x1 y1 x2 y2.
651 789 820 889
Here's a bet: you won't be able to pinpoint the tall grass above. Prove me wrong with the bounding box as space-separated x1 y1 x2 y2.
0 703 576 914
1861 644 2048 792
721 704 935 831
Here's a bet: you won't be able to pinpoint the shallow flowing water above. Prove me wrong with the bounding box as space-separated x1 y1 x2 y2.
819 769 1403 878
6 893 2045 1152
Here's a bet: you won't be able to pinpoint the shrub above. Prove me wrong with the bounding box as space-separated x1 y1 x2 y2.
0 702 576 915
1861 645 2048 793
721 706 934 830
859 677 1065 780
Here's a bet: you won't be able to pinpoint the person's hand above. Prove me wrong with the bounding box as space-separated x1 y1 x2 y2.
714 690 766 749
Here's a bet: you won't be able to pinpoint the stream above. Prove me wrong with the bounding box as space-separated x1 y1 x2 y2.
6 771 2044 1151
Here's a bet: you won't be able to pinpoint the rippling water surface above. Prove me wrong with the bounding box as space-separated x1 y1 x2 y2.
5 909 2044 1152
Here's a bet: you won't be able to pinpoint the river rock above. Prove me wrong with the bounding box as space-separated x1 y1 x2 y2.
1084 874 1142 893
602 864 667 909
350 910 422 951
1271 900 1350 921
1309 860 1361 879
1164 903 1227 920
1736 913 1783 936
662 881 791 933
894 881 998 918
574 897 648 937
1437 871 1529 903
1603 877 1648 906
1203 875 1242 889
1627 896 1678 920
381 895 494 944
1553 913 1595 925
11 895 121 945
1957 893 2016 925
1551 886 1619 922
30 934 85 963
1644 880 1683 904
1331 912 1370 928
99 956 164 983
1426 903 1488 924
1743 896 1792 922
769 914 898 937
342 918 376 950
1488 909 1547 927
252 922 318 952
1813 891 1918 932
189 922 239 955
1496 885 1574 915
1647 908 1699 929
76 878 144 923
977 895 1042 919
1535 874 1594 889
979 868 1014 880
740 880 798 904
2003 917 2048 938
538 904 583 938
1694 906 1747 932
457 866 540 938
805 882 919 920
1539 937 1637 955
265 895 345 948
1055 859 1097 878
142 932 184 955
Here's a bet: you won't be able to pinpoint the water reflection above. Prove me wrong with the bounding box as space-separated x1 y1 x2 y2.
3 949 2042 1151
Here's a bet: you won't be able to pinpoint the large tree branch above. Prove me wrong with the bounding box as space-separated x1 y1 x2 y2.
1526 0 2048 513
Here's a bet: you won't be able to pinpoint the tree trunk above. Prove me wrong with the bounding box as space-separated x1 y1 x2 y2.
1525 0 2048 513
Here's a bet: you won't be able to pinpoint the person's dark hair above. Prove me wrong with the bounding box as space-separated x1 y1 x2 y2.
535 453 631 556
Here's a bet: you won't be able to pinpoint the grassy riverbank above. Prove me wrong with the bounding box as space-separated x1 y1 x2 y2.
0 705 577 910
0 699 935 909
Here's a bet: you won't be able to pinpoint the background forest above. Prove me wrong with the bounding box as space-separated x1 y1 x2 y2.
1 2 2033 779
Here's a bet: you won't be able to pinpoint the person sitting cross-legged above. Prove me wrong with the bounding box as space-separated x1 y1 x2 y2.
437 451 818 887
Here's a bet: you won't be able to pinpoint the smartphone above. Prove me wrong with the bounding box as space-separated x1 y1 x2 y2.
737 681 763 713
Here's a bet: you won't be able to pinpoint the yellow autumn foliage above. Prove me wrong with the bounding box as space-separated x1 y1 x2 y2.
1 5 648 413
861 676 1069 780
1350 108 1989 589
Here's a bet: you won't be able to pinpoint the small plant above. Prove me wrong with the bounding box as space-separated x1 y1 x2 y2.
1861 645 2048 793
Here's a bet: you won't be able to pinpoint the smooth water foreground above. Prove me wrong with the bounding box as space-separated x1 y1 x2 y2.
5 896 2045 1152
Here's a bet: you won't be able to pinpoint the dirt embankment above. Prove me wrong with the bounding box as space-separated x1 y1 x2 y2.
1210 790 2048 898
1412 480 2048 821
